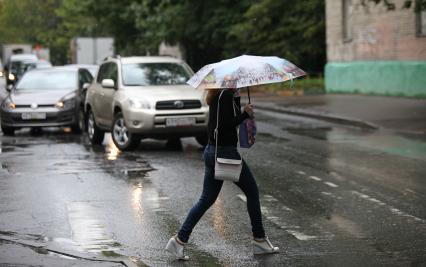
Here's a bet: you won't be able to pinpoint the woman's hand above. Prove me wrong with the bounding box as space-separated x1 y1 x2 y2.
244 104 254 118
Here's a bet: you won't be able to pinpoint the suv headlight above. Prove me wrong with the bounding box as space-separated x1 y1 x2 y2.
129 99 151 109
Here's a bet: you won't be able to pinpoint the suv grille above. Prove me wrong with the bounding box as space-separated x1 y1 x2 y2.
156 100 201 110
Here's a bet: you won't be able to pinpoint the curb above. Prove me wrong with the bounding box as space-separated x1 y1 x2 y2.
0 235 142 267
255 103 379 130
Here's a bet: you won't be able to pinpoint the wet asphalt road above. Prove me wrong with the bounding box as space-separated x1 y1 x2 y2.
0 108 425 266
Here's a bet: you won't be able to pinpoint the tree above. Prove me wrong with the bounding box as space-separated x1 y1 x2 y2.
225 0 325 73
0 0 66 64
0 0 328 71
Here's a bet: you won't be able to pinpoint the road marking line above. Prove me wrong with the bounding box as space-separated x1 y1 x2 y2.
321 191 342 200
263 194 279 202
285 230 317 241
324 182 338 188
237 194 326 241
352 191 425 223
297 171 306 175
309 175 322 181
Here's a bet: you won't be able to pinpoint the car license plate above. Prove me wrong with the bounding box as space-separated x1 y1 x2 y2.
166 117 196 127
21 113 46 120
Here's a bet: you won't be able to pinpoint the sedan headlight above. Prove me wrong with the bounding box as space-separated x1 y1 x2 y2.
128 99 151 109
2 101 16 110
55 98 75 109
8 73 15 81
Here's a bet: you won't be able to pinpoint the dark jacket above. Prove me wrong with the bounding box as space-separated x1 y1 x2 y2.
208 89 249 147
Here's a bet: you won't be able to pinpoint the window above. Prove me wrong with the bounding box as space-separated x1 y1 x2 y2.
16 70 77 90
342 0 353 41
97 62 118 87
79 70 93 88
417 9 426 36
122 63 191 86
96 63 109 83
105 63 118 85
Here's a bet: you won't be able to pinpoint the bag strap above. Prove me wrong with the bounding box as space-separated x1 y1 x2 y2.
214 90 238 161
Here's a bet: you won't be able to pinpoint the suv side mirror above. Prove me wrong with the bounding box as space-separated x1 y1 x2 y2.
101 79 115 89
82 82 91 90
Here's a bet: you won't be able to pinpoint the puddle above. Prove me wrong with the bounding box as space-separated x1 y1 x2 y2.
286 127 332 140
0 147 15 153
123 167 155 178
0 163 10 174
257 132 290 142
105 139 121 160
61 202 122 255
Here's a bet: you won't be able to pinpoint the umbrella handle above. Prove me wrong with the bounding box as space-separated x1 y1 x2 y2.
247 87 251 104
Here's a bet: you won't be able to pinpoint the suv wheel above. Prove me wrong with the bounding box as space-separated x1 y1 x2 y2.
112 112 141 151
1 124 15 136
87 110 104 145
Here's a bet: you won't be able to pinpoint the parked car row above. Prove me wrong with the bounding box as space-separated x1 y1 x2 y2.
0 56 209 151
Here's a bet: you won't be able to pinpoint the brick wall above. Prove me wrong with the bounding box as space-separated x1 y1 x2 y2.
326 0 426 62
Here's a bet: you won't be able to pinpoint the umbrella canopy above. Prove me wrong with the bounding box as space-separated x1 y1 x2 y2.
187 55 306 89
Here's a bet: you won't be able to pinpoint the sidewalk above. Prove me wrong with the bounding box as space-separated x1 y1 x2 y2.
254 93 426 134
0 232 141 267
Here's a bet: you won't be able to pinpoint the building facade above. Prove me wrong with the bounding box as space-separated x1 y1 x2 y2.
325 0 426 96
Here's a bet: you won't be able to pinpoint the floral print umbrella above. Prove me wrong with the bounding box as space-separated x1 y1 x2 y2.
187 55 306 89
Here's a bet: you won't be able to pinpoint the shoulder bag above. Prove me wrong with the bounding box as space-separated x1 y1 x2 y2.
214 90 243 182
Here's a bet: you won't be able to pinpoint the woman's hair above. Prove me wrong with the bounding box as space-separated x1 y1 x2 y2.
206 90 220 106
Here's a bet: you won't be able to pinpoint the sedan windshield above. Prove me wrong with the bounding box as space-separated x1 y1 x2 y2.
122 63 191 86
16 70 76 90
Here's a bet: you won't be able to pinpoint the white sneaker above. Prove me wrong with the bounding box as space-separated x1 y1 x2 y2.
252 237 279 255
165 236 190 260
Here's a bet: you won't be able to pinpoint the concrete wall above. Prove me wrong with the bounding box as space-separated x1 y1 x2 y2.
325 0 426 96
326 0 426 61
326 61 426 97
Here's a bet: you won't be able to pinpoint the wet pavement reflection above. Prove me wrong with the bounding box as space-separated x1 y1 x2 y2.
0 111 425 266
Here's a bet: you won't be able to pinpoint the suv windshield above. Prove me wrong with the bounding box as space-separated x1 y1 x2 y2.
122 63 191 86
16 70 76 90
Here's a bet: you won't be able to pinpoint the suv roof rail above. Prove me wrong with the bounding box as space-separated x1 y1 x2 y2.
103 54 121 61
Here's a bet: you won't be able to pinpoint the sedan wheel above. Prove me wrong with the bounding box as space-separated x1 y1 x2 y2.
1 124 15 136
111 112 141 151
78 109 86 133
87 110 104 145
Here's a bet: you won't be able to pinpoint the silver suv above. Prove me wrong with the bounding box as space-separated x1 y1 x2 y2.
84 56 208 151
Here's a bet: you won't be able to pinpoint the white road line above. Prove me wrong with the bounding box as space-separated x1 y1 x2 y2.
405 189 416 194
352 191 425 223
285 230 317 241
309 175 322 181
237 194 325 241
324 182 338 188
297 171 306 175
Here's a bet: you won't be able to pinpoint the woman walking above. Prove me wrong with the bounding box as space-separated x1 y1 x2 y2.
166 88 279 260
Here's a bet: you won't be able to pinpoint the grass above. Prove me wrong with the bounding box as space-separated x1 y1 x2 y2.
250 76 325 96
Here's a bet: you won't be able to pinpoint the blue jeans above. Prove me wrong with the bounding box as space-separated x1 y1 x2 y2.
177 145 265 243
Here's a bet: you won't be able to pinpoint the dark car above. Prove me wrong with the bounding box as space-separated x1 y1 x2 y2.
15 59 52 81
0 66 93 135
4 54 38 85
